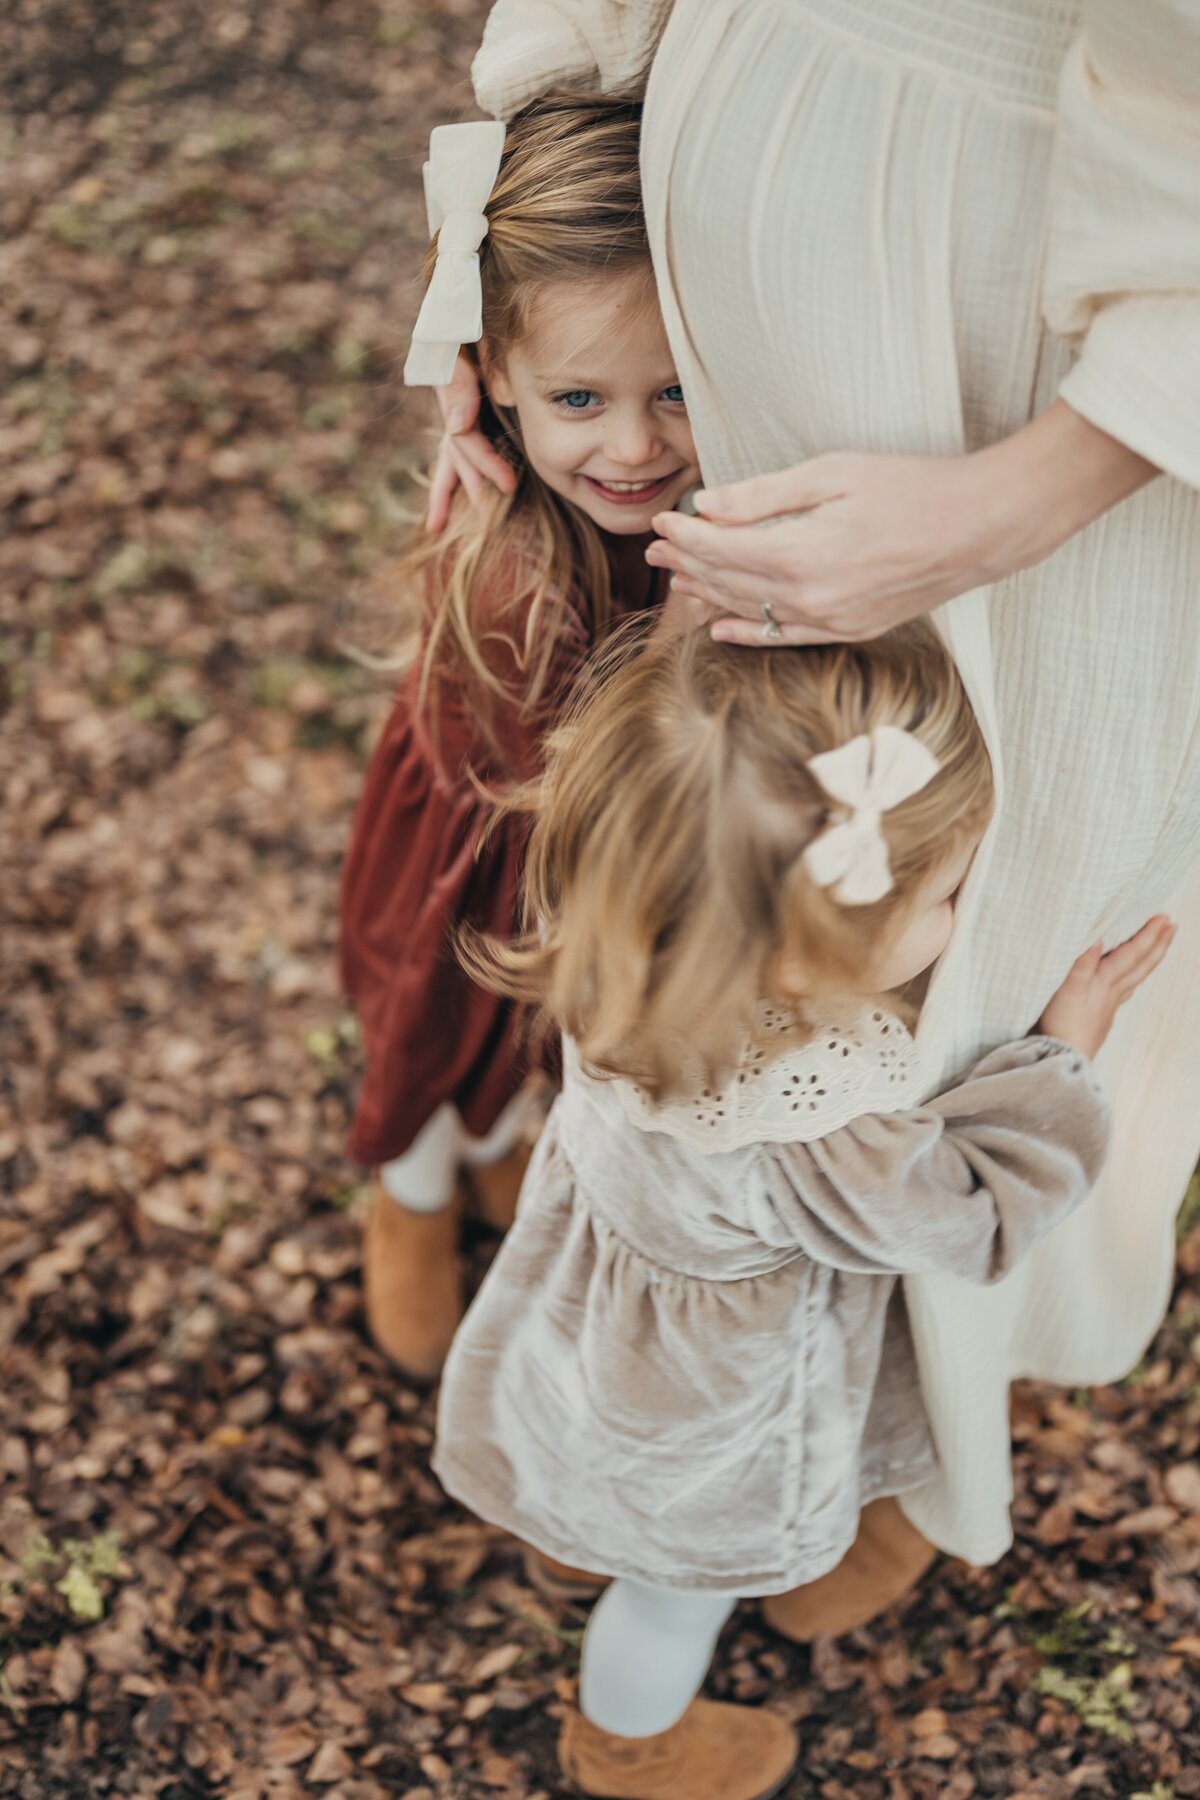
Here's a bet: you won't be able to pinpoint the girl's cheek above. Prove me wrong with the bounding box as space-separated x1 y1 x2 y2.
939 906 957 955
543 420 584 468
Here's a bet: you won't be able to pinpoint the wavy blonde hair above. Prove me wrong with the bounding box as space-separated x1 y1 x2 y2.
466 619 994 1095
398 94 652 764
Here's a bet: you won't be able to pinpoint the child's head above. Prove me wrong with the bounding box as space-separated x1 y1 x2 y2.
404 97 699 762
477 620 993 1094
422 95 699 536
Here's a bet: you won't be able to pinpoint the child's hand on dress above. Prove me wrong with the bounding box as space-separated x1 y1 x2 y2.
1038 917 1177 1061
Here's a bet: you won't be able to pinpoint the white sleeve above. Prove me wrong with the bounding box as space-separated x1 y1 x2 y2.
471 0 673 121
1044 0 1200 488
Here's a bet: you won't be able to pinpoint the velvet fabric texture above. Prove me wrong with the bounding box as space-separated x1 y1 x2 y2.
339 544 660 1167
435 1029 1110 1595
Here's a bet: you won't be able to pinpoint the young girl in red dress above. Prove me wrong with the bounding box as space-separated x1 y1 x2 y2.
339 96 699 1380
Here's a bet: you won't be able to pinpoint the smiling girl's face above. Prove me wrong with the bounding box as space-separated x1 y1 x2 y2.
485 267 700 535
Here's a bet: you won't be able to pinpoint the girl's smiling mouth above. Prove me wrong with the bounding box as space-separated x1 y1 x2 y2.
582 472 682 506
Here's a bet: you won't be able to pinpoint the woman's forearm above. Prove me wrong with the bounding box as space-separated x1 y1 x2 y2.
970 399 1158 583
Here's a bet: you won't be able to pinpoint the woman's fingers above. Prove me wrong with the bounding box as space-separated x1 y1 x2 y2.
649 512 808 590
667 572 847 646
708 613 842 649
691 457 847 525
435 354 484 435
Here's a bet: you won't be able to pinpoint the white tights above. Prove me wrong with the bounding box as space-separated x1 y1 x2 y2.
378 1093 532 1213
580 1579 737 1738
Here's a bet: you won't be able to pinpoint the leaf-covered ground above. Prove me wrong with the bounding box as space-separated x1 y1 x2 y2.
2 3 1199 1795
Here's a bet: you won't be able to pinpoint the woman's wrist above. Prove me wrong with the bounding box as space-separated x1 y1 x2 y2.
966 399 1157 584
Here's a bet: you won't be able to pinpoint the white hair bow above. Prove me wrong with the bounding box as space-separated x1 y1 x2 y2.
404 121 506 388
803 727 941 906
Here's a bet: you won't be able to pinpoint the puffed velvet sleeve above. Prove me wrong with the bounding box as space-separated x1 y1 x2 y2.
1044 0 1200 488
471 0 674 121
749 1039 1111 1283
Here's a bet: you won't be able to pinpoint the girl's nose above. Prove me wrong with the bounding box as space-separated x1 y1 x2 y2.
607 413 662 467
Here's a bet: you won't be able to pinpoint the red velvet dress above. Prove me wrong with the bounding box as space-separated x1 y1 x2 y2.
340 534 661 1167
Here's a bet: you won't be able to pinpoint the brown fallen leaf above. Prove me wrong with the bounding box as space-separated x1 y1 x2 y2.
1033 1495 1076 1545
400 1682 455 1713
1164 1462 1200 1513
245 1586 280 1631
266 1724 318 1766
469 1643 524 1685
915 1734 960 1761
307 1742 353 1784
479 1753 520 1787
1113 1504 1178 1538
49 1639 87 1705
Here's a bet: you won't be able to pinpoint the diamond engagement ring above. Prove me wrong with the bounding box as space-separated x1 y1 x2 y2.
760 601 784 642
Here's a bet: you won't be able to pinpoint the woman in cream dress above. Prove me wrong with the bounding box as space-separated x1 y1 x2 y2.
454 0 1200 1590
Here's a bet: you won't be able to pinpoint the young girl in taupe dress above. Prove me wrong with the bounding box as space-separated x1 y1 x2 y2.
434 618 1173 1800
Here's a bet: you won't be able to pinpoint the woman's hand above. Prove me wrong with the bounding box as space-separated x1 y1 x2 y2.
425 353 518 532
647 402 1156 645
1038 917 1176 1061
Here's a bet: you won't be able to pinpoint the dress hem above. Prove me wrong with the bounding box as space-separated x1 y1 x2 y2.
433 1450 938 1599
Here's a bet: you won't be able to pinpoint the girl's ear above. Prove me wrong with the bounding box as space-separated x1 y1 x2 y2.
482 352 515 410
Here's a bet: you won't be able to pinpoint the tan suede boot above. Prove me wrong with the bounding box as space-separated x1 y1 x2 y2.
559 1699 798 1800
762 1496 937 1642
522 1544 612 1604
362 1183 463 1382
464 1142 531 1234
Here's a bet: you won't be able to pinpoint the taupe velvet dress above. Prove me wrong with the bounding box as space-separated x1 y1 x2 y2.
435 1007 1110 1595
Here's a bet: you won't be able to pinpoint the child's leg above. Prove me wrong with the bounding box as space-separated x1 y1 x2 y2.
761 1495 936 1642
581 1580 736 1737
460 1087 543 1233
460 1087 534 1168
366 1106 466 1379
379 1103 464 1211
561 1578 797 1798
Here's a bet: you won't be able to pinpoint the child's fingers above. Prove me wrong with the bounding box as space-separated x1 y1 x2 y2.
1062 940 1105 985
425 435 460 532
453 444 487 508
1112 921 1176 998
1099 916 1175 995
436 352 483 437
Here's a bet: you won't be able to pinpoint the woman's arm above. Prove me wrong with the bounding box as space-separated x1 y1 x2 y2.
471 0 673 121
651 0 1199 643
646 402 1156 646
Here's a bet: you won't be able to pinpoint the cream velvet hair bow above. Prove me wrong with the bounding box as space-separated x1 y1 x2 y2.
803 727 940 905
404 121 506 388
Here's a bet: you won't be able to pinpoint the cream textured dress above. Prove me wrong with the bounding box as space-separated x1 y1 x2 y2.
470 0 1200 1566
435 1015 1110 1592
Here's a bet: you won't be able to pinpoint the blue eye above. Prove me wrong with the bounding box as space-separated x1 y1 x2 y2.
556 390 599 411
660 384 685 405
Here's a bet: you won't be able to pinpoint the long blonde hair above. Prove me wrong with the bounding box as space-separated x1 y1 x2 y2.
467 620 994 1095
401 95 652 764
